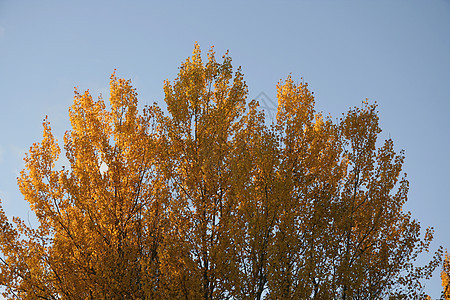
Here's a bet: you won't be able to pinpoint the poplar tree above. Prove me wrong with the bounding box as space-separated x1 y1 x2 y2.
0 45 442 299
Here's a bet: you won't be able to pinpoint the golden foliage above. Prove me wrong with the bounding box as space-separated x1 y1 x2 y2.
443 253 450 299
0 44 443 299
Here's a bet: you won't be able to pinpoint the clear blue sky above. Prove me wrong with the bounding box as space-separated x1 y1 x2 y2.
0 0 449 297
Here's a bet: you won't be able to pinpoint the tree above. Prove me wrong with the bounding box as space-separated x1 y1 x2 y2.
442 253 450 299
0 44 442 299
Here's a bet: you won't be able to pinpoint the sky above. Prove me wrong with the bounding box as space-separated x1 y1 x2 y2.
0 0 449 297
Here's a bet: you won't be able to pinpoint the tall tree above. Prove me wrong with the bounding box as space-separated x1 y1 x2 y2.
0 44 442 299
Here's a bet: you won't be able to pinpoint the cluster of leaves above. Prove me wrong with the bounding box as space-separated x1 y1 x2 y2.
442 253 450 299
0 45 443 299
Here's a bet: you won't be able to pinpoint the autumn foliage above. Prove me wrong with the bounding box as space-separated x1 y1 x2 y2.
0 45 443 299
442 253 450 299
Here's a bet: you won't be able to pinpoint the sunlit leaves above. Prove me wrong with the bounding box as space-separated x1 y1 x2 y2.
0 44 442 300
443 253 450 299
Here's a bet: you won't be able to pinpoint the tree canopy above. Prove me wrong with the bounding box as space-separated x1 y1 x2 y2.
0 45 443 299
